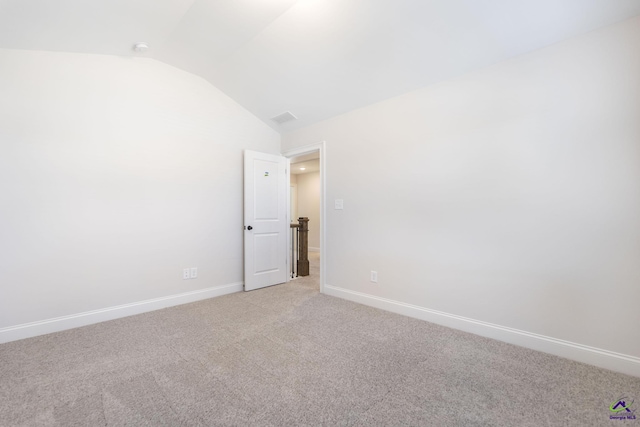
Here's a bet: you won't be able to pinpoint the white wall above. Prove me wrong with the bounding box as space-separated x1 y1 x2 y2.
0 49 280 332
283 17 640 369
296 172 321 250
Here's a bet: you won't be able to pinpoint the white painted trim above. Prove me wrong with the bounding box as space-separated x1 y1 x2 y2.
0 282 243 344
282 141 326 294
286 158 292 283
309 247 320 252
324 285 640 378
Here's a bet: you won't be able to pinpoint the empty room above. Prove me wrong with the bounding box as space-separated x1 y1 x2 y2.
1 0 640 425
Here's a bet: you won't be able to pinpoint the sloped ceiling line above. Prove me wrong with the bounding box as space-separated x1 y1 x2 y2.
1 0 640 132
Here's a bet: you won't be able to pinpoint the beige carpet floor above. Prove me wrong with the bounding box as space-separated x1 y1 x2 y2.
1 252 639 426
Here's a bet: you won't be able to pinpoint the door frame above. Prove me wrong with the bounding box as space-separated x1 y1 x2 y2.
282 141 326 294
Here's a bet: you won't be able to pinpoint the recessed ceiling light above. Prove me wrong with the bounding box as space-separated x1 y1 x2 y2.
300 167 306 170
133 42 149 53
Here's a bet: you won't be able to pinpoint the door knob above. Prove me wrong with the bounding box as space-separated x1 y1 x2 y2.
247 225 253 230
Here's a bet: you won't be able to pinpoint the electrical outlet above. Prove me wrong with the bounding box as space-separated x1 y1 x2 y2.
190 267 198 279
183 268 190 280
370 271 378 283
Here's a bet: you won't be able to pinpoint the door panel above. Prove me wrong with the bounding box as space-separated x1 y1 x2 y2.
244 150 288 291
253 233 279 273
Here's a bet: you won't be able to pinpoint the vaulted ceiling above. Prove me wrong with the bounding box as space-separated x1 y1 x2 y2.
2 0 640 132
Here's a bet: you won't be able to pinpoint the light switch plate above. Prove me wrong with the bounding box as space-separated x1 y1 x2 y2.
335 199 344 210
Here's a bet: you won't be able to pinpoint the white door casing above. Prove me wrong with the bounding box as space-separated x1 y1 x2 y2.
244 150 289 291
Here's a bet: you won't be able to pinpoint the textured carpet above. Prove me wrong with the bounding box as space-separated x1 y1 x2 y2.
1 252 639 426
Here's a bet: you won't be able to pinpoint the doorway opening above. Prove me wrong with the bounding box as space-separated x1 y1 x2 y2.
283 142 326 294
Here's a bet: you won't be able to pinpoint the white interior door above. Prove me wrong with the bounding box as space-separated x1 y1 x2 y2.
244 150 289 291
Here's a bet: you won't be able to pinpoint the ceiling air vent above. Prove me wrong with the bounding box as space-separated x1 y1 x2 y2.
271 111 298 125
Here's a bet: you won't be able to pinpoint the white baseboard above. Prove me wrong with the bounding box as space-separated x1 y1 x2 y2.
0 282 243 344
309 247 320 252
324 285 640 378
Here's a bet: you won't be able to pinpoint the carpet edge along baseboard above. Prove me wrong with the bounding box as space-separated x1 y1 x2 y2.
0 282 243 344
324 284 640 379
